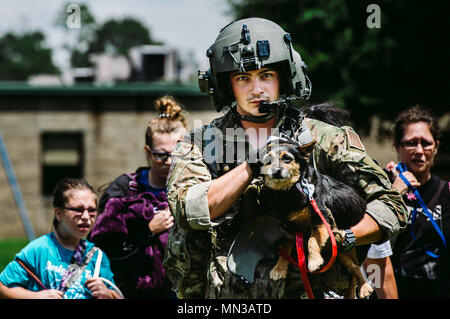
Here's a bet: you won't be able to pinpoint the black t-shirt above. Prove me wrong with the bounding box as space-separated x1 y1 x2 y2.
391 174 450 297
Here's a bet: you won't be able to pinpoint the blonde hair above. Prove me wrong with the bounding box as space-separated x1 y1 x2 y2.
145 95 189 147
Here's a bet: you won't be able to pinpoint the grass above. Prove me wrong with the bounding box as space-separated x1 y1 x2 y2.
0 238 29 272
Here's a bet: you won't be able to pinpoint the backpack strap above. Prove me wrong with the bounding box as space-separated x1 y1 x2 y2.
93 249 103 278
427 179 447 211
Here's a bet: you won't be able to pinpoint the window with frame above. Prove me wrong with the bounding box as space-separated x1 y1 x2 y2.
41 132 84 196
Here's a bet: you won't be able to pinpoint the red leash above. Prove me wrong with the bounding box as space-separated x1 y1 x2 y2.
295 232 315 299
278 234 315 299
308 198 338 274
277 179 338 299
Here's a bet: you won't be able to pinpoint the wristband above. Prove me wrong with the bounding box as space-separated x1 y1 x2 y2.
340 229 356 252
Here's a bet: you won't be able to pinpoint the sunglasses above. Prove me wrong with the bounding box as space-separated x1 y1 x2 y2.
400 139 434 150
151 150 172 162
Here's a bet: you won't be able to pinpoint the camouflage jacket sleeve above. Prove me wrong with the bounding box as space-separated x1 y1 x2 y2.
166 138 220 231
305 118 407 242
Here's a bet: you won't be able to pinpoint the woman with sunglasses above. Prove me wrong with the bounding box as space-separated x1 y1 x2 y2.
384 105 449 298
0 178 120 299
90 95 188 299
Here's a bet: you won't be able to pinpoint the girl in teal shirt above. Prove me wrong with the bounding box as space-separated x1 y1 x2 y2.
0 178 121 299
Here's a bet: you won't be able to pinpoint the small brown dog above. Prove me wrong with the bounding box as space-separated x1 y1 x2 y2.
260 136 373 299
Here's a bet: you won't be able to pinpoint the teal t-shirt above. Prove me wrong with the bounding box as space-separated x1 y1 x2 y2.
0 232 115 299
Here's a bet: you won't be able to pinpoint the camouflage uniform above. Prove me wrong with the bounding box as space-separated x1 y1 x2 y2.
163 108 407 299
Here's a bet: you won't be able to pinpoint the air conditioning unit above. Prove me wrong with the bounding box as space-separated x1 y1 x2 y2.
129 45 180 82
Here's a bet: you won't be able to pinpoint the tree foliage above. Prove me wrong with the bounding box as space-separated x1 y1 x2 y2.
89 18 157 56
0 31 59 80
228 0 450 132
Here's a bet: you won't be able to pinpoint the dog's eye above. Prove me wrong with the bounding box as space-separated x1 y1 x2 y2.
282 155 292 163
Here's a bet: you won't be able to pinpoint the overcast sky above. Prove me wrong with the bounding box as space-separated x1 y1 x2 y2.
0 0 233 70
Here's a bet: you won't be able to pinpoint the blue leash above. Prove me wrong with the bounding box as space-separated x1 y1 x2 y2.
396 162 446 258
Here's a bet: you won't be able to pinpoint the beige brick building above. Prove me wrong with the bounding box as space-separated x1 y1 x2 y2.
0 83 217 238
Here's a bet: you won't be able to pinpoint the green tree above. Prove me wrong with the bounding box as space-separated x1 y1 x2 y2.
0 31 59 80
89 18 158 56
228 0 450 133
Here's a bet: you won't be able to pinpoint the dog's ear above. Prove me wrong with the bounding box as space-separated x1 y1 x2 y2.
298 140 316 160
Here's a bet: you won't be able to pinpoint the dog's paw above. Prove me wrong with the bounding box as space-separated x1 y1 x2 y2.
269 266 288 281
307 255 324 272
357 283 374 299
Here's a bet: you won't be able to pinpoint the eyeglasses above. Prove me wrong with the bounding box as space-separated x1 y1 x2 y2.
151 150 172 162
63 207 97 218
400 139 435 150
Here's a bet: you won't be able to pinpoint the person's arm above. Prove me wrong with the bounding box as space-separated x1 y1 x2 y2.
166 139 215 230
364 256 398 299
149 207 174 234
84 278 123 299
207 162 253 219
356 161 407 244
169 143 255 226
0 237 64 299
0 281 63 299
385 160 421 195
308 120 408 243
351 213 383 245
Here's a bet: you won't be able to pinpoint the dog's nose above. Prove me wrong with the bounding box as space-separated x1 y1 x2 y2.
269 167 284 179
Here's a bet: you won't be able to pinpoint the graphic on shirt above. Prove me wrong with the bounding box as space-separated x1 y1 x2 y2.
45 260 95 299
406 205 442 224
